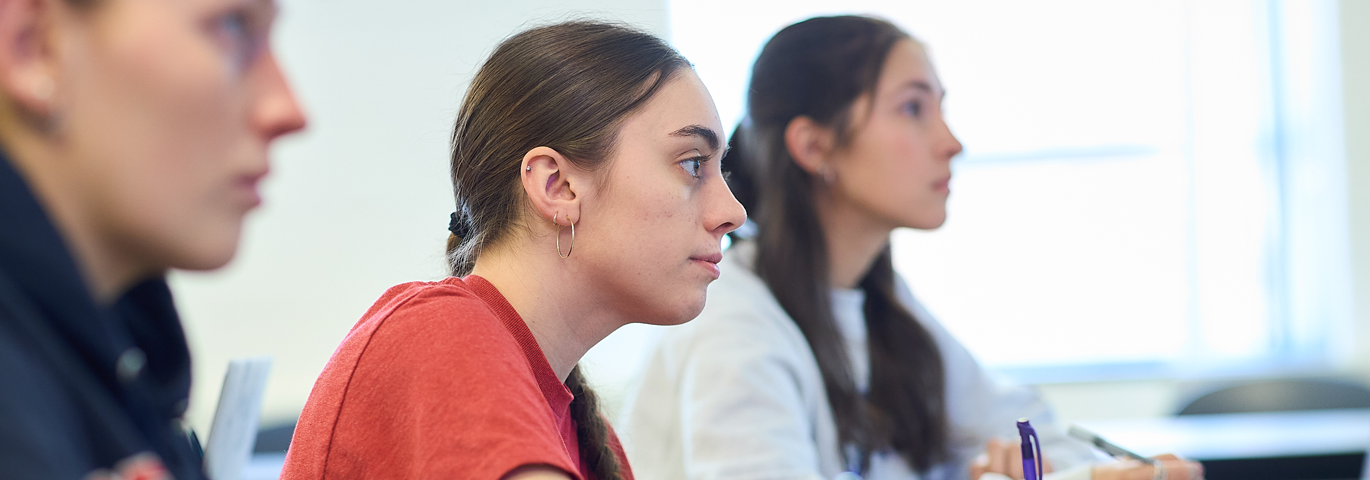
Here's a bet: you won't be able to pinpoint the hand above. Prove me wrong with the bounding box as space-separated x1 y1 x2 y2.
1092 454 1204 480
970 437 1055 480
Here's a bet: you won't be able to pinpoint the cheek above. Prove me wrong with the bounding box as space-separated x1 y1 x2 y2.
97 20 243 160
845 126 949 226
96 167 245 269
67 13 254 269
600 183 690 265
582 179 707 321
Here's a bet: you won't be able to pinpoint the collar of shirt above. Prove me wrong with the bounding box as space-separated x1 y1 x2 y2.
462 274 576 410
462 274 584 474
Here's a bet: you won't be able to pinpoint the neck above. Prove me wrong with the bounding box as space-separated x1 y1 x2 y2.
470 235 623 383
0 120 143 305
814 189 893 290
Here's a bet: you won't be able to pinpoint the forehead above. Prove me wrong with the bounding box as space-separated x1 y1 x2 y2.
617 70 723 144
877 39 943 97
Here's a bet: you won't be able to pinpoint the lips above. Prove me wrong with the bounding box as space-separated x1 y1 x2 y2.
236 169 269 208
933 175 952 192
691 252 723 279
693 252 723 264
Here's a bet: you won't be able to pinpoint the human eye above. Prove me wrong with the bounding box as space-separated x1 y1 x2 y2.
208 8 267 70
679 156 705 180
901 99 923 118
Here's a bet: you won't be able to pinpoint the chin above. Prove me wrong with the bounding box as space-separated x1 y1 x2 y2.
169 235 242 271
918 218 948 230
641 292 708 327
173 251 237 271
905 212 948 230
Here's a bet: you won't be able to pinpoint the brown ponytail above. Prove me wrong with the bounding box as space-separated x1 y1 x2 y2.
445 21 689 479
566 366 623 480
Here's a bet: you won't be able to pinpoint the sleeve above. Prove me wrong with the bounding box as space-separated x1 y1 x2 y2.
290 286 581 480
674 317 833 480
895 284 1099 480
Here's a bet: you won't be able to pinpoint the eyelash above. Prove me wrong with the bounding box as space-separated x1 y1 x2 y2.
210 9 266 70
903 100 923 117
680 156 708 180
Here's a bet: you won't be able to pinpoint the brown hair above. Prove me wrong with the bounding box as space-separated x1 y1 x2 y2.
446 21 689 480
722 16 949 473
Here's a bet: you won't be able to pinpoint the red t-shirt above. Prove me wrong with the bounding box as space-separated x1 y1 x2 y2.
280 275 633 480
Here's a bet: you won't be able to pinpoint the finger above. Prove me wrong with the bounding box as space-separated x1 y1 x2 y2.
1091 460 1148 480
971 452 990 480
1187 460 1205 480
1116 459 1150 480
1158 459 1204 480
1009 441 1024 480
988 438 1009 477
1042 456 1055 474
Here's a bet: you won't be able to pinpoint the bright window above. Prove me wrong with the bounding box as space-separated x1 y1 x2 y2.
668 0 1351 379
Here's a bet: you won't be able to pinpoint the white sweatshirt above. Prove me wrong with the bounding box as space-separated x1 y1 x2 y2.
622 241 1097 480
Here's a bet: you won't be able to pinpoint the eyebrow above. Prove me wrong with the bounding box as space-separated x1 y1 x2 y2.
669 124 721 152
901 80 947 100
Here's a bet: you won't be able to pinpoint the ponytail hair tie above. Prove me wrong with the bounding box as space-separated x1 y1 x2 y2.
448 211 473 238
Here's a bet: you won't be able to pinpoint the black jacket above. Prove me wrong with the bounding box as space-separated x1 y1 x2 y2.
0 151 204 479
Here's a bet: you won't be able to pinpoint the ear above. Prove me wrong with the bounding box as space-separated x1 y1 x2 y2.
783 115 837 176
0 0 60 119
520 146 586 228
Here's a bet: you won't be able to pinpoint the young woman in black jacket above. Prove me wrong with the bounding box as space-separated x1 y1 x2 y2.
0 0 306 478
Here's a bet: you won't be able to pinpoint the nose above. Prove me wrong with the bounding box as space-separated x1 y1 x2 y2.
250 49 307 142
940 118 963 162
706 175 747 237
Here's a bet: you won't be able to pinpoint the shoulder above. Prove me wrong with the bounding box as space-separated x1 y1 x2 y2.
342 277 526 380
359 278 502 334
333 278 515 359
286 278 569 479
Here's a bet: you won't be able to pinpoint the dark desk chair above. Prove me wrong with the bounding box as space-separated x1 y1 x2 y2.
1176 378 1370 480
1177 378 1370 415
253 421 296 454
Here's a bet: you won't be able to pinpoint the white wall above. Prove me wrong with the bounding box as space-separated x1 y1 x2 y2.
171 0 669 434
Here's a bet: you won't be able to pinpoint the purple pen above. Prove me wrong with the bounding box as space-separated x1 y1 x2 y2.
1017 419 1045 480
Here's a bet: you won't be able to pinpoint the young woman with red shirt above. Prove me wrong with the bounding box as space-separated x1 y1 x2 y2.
280 21 746 480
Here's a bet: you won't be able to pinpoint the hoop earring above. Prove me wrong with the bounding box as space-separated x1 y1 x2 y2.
555 213 575 258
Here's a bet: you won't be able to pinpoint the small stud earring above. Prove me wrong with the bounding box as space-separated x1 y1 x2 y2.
525 166 532 172
820 166 837 185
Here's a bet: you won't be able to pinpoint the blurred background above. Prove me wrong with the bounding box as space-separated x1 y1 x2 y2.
170 0 1369 464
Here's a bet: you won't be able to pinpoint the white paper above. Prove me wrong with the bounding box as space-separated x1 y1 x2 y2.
204 357 272 480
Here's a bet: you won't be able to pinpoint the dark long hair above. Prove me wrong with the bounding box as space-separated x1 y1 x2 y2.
446 21 689 480
724 16 949 473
